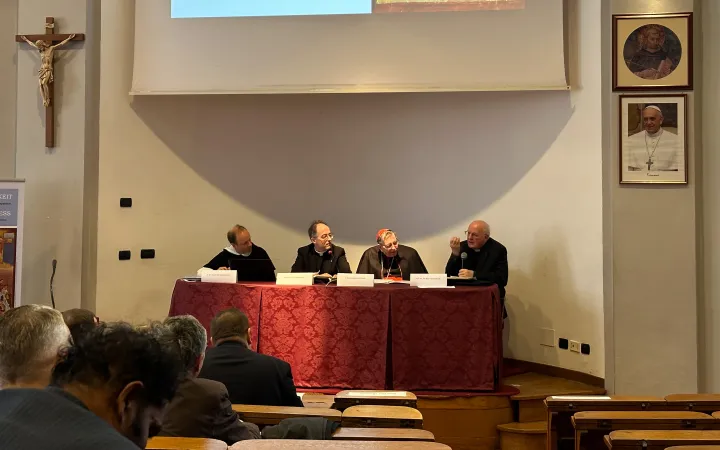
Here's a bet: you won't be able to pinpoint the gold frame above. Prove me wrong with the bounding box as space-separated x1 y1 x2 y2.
618 94 688 185
612 13 693 91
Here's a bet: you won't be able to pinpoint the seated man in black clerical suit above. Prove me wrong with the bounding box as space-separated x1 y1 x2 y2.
356 228 427 281
445 220 508 302
199 308 304 407
290 220 351 276
198 224 275 274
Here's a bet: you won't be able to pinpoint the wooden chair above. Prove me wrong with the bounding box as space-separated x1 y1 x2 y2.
231 404 341 426
332 427 435 441
604 430 720 450
664 395 720 413
229 440 450 450
145 436 227 450
300 393 336 409
334 390 418 410
341 405 423 429
572 411 717 450
545 395 666 450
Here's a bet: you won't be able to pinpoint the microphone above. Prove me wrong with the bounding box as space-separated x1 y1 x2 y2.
50 259 57 309
460 252 467 270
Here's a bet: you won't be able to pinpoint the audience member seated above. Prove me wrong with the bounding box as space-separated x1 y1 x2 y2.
157 315 260 444
198 224 275 274
0 322 183 449
199 308 303 407
291 220 352 276
61 307 100 342
0 304 70 389
356 229 428 281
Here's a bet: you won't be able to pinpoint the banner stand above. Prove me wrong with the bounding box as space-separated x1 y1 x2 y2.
0 179 25 313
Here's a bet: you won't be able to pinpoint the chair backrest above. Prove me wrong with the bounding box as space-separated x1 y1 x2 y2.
145 436 228 450
229 440 450 450
332 427 435 441
300 393 336 409
665 395 720 412
341 405 423 429
606 430 720 450
334 390 418 410
231 404 341 426
572 411 718 430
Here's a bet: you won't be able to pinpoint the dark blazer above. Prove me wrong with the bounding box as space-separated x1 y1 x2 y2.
159 377 260 444
290 243 352 275
356 245 428 281
445 237 509 298
198 341 304 407
0 387 137 450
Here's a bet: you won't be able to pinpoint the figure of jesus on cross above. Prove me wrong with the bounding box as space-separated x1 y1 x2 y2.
15 17 84 147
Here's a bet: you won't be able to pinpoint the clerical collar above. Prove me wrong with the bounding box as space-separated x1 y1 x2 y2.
646 129 663 138
225 246 251 257
314 248 326 256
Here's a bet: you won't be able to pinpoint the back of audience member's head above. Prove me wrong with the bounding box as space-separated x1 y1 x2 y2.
210 308 250 346
61 308 99 343
161 315 207 378
51 321 183 448
0 304 70 389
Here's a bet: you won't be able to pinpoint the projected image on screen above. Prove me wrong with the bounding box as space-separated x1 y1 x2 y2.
373 0 525 13
171 0 524 18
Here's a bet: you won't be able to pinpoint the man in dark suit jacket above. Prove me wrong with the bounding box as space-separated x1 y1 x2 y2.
158 316 260 444
0 323 184 450
199 308 304 407
445 220 509 299
356 229 427 281
291 220 351 276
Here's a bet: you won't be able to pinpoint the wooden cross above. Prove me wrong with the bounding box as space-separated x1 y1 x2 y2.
15 17 85 148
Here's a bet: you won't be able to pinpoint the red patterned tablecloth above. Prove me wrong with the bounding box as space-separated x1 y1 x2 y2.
169 280 501 391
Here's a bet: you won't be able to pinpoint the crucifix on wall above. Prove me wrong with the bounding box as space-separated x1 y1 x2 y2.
15 17 85 148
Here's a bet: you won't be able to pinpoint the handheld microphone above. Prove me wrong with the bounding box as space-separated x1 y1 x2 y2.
460 252 467 270
50 259 57 309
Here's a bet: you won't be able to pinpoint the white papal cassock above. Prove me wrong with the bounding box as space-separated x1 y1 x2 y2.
624 128 683 173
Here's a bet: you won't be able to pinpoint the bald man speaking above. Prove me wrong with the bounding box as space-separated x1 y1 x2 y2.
445 220 508 299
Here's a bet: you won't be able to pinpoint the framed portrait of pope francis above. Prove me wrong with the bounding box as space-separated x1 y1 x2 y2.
619 94 687 184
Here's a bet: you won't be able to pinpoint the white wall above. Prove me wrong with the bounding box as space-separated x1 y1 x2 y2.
0 0 17 177
97 0 604 376
15 0 88 309
701 0 720 392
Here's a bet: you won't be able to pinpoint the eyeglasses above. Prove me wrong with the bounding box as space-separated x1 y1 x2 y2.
315 233 333 240
382 241 399 249
465 231 484 239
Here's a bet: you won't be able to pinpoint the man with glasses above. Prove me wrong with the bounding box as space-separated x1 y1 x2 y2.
291 220 351 276
446 220 508 299
356 229 427 281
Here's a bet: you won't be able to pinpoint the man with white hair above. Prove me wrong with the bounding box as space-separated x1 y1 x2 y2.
624 105 683 174
356 229 427 281
446 220 508 299
0 304 70 389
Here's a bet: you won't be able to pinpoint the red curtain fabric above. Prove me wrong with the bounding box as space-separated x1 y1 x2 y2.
169 281 263 350
390 286 501 391
259 286 390 389
169 281 501 391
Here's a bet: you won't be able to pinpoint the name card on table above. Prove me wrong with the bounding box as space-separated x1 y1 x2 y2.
337 273 374 287
410 273 448 288
276 272 314 286
201 270 237 284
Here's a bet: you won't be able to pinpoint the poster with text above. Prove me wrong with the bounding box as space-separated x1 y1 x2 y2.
0 183 24 313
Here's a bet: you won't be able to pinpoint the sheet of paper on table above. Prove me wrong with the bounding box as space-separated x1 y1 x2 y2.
346 391 409 397
549 395 612 400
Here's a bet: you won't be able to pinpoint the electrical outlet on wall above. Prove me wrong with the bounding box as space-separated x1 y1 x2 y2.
540 328 555 347
570 340 581 353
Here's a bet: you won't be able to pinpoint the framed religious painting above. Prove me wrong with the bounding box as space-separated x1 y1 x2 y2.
613 13 693 91
619 94 688 184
